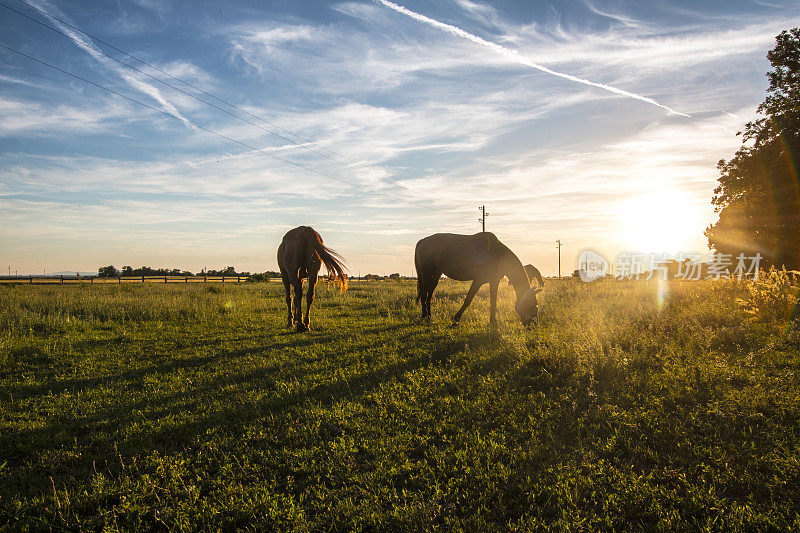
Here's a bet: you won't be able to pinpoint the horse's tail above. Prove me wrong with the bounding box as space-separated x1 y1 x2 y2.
312 235 348 292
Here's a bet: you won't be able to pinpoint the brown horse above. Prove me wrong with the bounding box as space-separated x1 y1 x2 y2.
415 232 542 327
278 226 347 332
524 264 545 287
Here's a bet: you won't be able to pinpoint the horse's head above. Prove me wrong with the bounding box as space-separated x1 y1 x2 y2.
515 286 542 327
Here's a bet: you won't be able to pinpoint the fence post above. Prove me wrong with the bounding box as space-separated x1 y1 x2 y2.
204 274 207 283
91 277 93 284
118 276 121 284
164 275 168 284
222 276 225 283
61 275 63 284
29 275 32 284
237 276 240 283
185 276 188 283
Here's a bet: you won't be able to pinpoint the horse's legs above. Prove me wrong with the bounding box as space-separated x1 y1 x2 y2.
292 280 306 332
453 280 481 324
421 281 431 320
426 272 441 318
419 273 430 319
489 281 498 328
419 272 438 320
282 276 293 328
304 273 317 329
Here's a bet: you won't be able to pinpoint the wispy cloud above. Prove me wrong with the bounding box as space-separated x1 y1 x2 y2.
0 97 132 136
375 0 691 116
510 21 783 71
581 0 643 28
452 0 503 27
26 0 194 127
0 72 49 88
3 0 796 274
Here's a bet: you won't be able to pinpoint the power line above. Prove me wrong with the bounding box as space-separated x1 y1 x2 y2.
0 42 438 211
5 0 414 192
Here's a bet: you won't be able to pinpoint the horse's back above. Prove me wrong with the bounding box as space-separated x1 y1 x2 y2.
417 231 497 251
282 225 320 244
279 226 322 280
415 232 501 281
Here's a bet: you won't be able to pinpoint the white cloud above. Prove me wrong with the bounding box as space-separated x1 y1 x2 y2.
510 21 782 71
0 97 133 136
581 1 643 28
2 0 794 274
0 73 50 88
26 0 195 126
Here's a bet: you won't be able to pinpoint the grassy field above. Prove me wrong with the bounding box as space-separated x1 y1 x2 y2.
1 275 799 531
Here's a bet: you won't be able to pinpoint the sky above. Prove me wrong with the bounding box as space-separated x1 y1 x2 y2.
1 0 799 276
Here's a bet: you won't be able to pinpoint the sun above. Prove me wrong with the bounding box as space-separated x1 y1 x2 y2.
617 188 710 254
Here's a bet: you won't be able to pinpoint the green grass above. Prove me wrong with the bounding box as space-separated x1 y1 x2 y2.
1 277 799 531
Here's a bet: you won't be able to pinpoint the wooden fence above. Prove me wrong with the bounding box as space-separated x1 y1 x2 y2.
0 275 269 285
0 276 388 286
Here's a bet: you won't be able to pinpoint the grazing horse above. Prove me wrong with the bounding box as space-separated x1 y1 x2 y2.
523 264 545 287
278 226 347 332
415 232 542 327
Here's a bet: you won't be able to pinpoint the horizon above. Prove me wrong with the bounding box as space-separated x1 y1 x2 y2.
2 0 799 276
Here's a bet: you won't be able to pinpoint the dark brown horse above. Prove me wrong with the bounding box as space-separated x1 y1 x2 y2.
278 226 347 332
415 232 542 327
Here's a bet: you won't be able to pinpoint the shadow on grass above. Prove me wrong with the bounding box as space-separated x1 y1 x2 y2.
0 328 469 504
4 323 410 404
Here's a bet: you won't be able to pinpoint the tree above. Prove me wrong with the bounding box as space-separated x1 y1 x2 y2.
98 265 118 277
706 28 800 269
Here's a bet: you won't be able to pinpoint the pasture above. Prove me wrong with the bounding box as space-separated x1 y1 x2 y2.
1 276 799 530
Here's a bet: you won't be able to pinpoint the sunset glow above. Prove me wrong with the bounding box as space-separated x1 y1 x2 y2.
1 1 797 275
617 188 712 254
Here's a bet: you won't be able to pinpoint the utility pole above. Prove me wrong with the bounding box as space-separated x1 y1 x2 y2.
556 240 563 279
478 205 489 232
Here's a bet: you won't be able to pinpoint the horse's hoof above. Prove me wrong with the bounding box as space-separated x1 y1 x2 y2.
295 323 308 333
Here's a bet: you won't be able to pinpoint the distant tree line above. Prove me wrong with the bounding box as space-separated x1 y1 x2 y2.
97 266 417 281
97 265 281 280
246 271 282 282
361 273 404 280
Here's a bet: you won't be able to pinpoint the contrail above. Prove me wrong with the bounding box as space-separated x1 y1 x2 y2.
25 0 194 128
376 0 691 118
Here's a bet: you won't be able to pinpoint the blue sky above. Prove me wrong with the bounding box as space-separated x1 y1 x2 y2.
1 0 798 276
